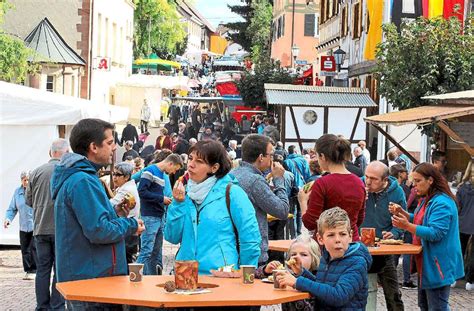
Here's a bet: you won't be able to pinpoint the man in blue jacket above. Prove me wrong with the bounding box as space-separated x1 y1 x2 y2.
51 119 145 310
363 161 406 311
137 154 183 275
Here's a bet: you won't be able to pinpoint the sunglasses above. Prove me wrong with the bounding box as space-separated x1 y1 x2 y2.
112 172 124 177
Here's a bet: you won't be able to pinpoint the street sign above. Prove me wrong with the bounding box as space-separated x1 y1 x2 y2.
296 60 308 65
320 56 335 72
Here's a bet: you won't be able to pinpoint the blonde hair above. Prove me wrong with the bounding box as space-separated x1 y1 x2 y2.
317 207 351 236
287 234 321 271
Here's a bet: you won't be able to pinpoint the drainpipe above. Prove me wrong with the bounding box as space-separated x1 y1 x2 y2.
291 0 296 68
88 0 94 100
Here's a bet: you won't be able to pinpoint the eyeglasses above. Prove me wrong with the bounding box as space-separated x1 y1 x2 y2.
112 172 124 177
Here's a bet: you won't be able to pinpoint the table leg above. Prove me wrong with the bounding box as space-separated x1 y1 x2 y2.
366 273 377 311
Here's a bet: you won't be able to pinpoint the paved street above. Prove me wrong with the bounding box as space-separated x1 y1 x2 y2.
1 242 472 311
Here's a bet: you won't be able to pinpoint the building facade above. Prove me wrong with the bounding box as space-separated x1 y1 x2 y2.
271 0 320 68
3 0 134 104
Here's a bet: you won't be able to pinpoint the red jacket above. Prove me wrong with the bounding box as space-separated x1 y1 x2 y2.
155 135 171 150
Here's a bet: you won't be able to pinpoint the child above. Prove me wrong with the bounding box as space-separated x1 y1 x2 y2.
255 234 320 311
276 207 373 310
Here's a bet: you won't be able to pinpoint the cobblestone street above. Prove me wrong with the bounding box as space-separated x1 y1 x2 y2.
1 243 472 310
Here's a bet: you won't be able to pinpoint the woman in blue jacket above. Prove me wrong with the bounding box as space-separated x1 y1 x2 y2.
391 162 464 311
165 140 261 274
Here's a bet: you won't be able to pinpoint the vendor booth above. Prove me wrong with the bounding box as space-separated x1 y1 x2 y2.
364 90 474 177
0 81 129 245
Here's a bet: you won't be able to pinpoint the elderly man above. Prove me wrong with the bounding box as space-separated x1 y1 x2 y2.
231 134 289 265
363 161 406 311
358 140 371 163
353 146 368 174
26 139 69 310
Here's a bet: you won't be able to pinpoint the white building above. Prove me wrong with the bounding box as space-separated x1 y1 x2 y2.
91 0 135 105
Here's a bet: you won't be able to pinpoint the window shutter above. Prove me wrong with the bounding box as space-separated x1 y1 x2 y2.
304 14 315 37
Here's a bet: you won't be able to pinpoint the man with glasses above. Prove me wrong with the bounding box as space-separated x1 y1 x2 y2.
231 134 289 266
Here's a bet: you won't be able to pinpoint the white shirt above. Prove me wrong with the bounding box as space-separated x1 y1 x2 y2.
362 148 371 163
110 179 140 220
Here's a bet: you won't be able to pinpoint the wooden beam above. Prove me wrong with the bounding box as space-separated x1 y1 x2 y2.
281 105 286 146
350 108 363 141
289 106 304 152
370 123 419 165
323 107 329 134
436 121 474 157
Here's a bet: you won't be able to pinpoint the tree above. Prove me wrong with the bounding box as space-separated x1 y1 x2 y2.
247 0 272 63
376 16 474 110
236 59 294 107
224 0 253 51
0 1 34 83
134 0 186 59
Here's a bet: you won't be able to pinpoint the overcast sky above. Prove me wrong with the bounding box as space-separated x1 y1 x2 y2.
195 0 244 27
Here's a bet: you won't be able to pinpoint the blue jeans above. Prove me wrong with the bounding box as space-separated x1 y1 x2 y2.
66 300 122 310
136 216 164 275
418 285 451 311
35 235 64 310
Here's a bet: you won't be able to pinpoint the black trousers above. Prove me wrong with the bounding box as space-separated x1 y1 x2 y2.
370 255 404 311
125 235 140 264
460 233 474 282
19 230 37 273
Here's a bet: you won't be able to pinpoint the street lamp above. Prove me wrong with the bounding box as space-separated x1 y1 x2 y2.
333 48 347 72
291 44 300 69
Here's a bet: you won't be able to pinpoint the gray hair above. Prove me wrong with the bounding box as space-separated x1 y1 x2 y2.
20 171 29 180
125 140 133 147
114 162 134 178
229 140 237 148
50 138 69 154
189 138 197 145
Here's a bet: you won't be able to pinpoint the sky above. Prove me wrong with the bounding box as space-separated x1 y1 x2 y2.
195 0 244 27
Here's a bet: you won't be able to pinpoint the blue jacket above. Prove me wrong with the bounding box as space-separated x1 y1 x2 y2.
132 168 172 197
51 153 138 282
362 176 407 239
138 165 166 217
411 193 464 289
164 174 261 274
296 242 372 310
284 154 311 188
5 186 34 232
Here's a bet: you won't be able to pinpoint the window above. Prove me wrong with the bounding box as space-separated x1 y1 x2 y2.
314 13 319 37
352 1 362 39
332 0 338 17
46 75 54 92
341 5 348 37
320 0 326 23
97 14 102 56
281 15 285 36
304 14 315 37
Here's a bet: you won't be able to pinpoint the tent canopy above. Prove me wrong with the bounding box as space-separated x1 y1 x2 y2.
133 53 181 70
0 81 129 125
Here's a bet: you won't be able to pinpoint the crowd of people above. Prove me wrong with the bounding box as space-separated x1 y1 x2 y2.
4 115 474 311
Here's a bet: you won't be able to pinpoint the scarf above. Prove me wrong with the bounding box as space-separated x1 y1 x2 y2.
187 176 218 205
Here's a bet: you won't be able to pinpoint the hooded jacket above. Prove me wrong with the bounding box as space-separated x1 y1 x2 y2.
295 242 373 310
457 182 474 235
362 176 407 239
413 193 464 289
51 153 138 282
284 154 311 188
164 174 261 274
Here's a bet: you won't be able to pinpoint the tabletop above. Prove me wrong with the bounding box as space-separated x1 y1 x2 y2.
268 239 422 255
56 275 310 308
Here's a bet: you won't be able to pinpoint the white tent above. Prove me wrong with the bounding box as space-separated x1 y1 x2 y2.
0 81 129 245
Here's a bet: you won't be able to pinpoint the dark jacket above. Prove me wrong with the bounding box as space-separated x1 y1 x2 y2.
173 138 190 155
121 124 139 144
51 153 137 282
138 165 166 217
295 242 372 311
353 155 367 175
122 149 139 161
457 182 474 234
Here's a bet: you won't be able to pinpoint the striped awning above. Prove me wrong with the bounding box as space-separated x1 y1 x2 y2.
264 84 377 108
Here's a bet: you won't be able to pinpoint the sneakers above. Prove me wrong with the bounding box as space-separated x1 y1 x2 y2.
402 281 417 289
451 281 457 288
23 272 35 280
466 282 473 291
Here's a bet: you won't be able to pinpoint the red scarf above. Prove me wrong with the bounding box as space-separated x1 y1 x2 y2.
413 197 429 287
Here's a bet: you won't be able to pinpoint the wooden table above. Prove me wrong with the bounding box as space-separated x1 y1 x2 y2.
56 275 310 308
268 239 422 255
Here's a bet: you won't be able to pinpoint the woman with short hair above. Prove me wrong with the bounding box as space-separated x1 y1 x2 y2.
165 140 261 274
110 162 140 263
391 162 464 309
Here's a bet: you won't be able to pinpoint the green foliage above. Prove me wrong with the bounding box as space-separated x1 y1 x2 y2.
224 0 253 51
0 34 33 83
375 16 474 110
236 59 294 107
247 0 272 63
134 0 186 59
